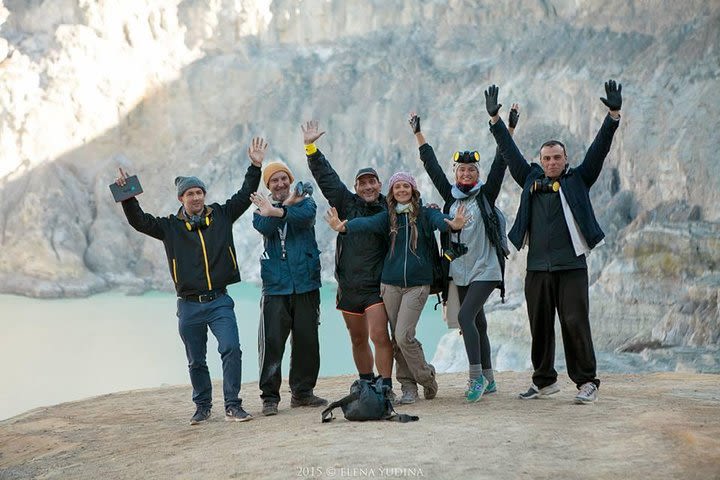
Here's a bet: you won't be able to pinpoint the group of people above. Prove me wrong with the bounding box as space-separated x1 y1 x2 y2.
116 80 622 425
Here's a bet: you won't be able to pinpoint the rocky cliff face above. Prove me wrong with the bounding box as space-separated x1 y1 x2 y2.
1 0 718 351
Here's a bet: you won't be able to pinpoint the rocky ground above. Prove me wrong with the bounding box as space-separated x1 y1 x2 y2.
1 372 718 480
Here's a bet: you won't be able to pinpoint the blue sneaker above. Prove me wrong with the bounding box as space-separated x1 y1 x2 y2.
484 380 497 394
465 377 486 403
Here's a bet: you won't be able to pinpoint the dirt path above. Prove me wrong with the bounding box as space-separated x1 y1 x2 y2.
1 372 719 479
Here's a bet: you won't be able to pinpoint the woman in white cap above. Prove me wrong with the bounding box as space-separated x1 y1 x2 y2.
407 92 520 403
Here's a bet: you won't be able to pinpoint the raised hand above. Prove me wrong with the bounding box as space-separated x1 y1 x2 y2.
444 204 468 230
250 192 277 217
600 79 622 112
324 207 348 232
247 137 268 167
484 84 502 117
301 120 326 145
115 167 129 186
408 112 421 134
508 103 520 129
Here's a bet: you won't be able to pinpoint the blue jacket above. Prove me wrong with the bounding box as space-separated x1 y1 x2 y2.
489 115 620 251
345 206 450 287
253 197 322 295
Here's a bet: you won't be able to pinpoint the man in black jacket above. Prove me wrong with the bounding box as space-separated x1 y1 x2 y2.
302 120 395 400
115 137 267 424
486 81 622 404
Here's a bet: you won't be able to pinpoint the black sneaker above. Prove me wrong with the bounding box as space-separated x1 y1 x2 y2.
225 405 253 422
262 400 279 416
290 394 328 408
190 406 211 425
518 382 560 400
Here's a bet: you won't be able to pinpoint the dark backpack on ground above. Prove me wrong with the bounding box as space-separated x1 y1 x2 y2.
321 379 419 423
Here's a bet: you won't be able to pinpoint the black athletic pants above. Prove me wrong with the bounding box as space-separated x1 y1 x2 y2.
456 281 497 368
258 290 321 402
525 269 599 390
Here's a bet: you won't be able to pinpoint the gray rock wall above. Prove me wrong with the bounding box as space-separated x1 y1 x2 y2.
0 0 718 349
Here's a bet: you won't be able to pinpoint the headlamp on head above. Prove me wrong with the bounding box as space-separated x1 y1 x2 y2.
453 151 480 163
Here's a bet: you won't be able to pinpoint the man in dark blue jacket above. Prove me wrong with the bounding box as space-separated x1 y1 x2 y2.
301 120 395 400
116 137 267 425
486 81 622 404
250 161 327 416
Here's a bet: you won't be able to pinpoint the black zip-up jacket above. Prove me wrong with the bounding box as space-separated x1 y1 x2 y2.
490 115 620 253
121 164 261 296
307 149 387 294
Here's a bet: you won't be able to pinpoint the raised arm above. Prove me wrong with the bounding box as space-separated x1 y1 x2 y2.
484 103 520 203
115 168 165 240
410 113 453 203
345 210 389 236
250 192 317 234
575 80 622 187
303 120 355 216
486 85 532 186
223 137 265 221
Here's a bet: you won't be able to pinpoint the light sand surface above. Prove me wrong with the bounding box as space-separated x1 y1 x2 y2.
1 372 719 479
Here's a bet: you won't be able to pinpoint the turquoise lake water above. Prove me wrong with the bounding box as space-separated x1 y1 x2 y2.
0 283 450 420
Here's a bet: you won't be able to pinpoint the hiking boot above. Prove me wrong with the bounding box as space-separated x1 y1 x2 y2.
465 377 486 403
423 375 439 400
225 405 253 422
484 380 497 394
399 389 418 405
262 400 279 416
386 389 398 405
574 382 598 404
290 394 328 408
190 406 211 425
518 382 560 400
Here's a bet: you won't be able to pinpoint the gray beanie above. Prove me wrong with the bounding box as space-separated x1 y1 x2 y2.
175 176 207 196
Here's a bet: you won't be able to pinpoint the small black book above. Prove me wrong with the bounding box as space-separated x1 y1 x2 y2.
109 175 143 202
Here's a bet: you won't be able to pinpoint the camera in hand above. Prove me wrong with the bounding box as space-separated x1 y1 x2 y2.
443 242 468 262
294 181 314 197
531 178 560 194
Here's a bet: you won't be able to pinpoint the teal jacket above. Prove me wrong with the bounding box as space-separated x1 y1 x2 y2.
253 197 322 295
345 206 450 287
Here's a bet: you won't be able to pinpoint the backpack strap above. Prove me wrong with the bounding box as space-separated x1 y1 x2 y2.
321 391 360 423
386 413 420 422
476 188 507 303
383 403 419 422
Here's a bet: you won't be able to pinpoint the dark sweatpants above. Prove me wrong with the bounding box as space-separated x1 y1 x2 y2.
525 269 599 390
258 290 321 403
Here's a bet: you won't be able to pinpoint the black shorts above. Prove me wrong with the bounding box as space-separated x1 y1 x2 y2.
336 285 384 316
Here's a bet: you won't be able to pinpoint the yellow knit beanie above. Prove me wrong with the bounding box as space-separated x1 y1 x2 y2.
262 161 295 187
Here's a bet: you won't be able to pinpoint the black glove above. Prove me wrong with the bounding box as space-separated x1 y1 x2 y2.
600 79 622 111
484 85 502 117
508 106 520 128
409 114 421 134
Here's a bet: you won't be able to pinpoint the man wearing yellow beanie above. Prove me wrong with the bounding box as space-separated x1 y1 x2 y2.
262 161 295 190
250 159 326 416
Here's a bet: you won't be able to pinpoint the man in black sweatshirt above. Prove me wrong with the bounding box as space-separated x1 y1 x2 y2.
302 120 396 401
486 81 622 404
115 137 266 424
